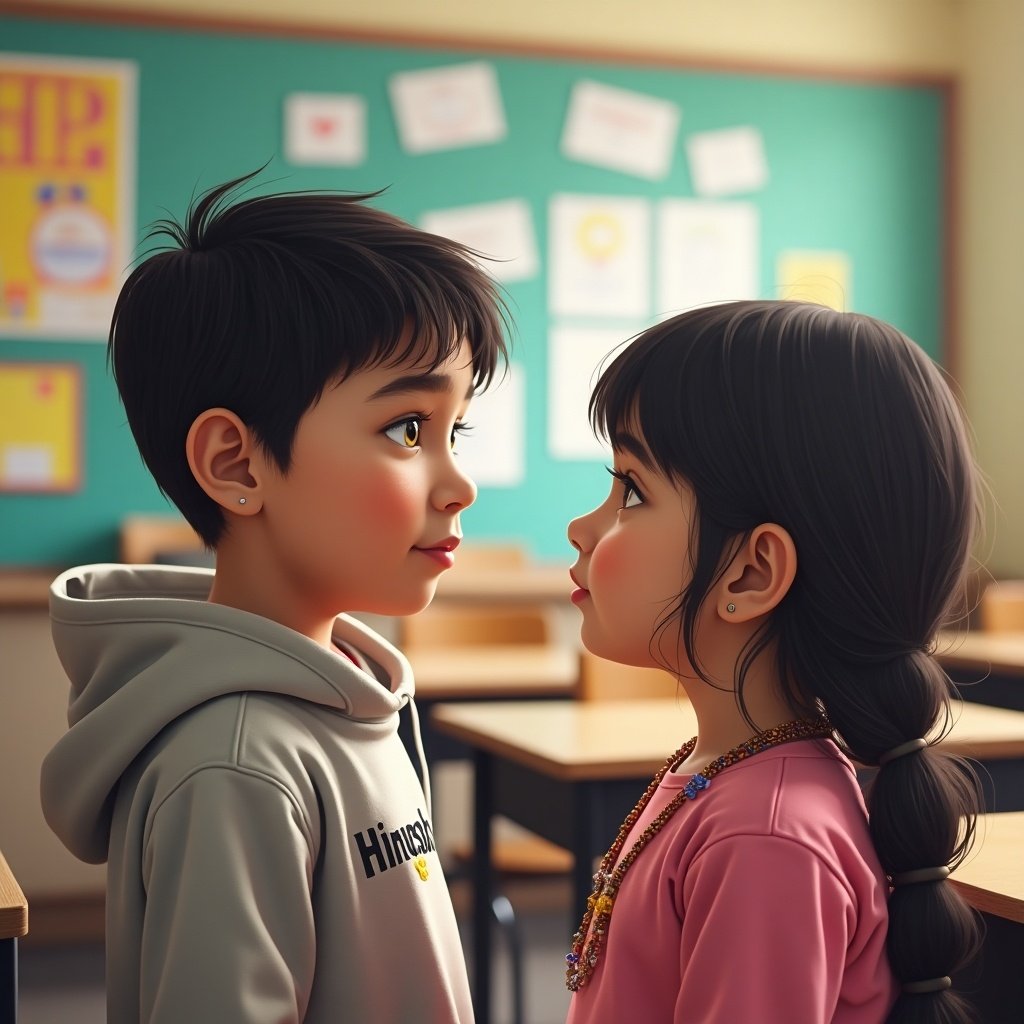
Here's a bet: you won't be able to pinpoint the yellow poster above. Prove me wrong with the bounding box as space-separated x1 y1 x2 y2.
0 362 81 492
0 53 136 340
776 250 852 311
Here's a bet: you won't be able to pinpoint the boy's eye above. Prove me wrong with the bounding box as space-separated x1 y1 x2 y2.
451 421 472 451
385 418 421 448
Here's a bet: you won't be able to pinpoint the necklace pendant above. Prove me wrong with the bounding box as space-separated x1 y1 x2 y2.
682 772 711 800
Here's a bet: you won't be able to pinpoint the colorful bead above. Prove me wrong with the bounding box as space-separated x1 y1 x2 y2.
565 714 832 993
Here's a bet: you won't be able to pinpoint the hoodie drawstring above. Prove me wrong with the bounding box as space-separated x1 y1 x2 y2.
405 697 432 815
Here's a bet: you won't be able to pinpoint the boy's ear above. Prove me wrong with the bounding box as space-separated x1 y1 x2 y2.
716 523 797 622
185 408 263 514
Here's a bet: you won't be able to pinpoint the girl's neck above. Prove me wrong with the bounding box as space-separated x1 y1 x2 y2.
672 666 802 775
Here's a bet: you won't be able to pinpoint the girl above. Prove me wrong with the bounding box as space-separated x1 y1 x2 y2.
565 301 980 1024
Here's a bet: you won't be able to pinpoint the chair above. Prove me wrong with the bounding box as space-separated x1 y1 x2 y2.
119 515 207 565
403 604 551 649
980 580 1024 632
577 649 680 701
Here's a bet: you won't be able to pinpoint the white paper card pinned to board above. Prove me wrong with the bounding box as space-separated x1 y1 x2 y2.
548 325 642 461
420 199 538 283
686 125 769 197
458 364 526 487
549 194 651 318
390 61 507 154
284 93 367 166
561 79 681 181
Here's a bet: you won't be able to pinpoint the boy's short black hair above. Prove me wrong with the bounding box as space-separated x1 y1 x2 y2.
110 171 510 547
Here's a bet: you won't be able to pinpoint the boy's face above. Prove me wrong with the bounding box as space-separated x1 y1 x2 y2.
253 339 477 622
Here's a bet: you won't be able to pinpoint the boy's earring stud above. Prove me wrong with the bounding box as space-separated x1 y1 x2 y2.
726 603 736 613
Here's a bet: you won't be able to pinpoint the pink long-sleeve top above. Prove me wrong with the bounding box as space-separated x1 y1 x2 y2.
566 738 897 1023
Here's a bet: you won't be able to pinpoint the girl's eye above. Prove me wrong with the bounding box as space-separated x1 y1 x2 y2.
385 418 421 448
450 421 472 451
606 467 645 509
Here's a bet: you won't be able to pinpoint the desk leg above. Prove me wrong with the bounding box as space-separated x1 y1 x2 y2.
471 749 494 1024
0 937 16 1024
571 782 601 920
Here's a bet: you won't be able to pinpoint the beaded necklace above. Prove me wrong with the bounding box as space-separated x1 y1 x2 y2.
565 714 833 993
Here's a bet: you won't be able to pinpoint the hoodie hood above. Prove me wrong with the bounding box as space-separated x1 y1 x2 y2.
41 563 416 863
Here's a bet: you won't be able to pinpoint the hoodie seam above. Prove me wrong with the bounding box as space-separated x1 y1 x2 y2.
46 615 385 709
143 762 316 857
232 694 248 764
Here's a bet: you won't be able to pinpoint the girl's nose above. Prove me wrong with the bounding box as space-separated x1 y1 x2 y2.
567 511 593 554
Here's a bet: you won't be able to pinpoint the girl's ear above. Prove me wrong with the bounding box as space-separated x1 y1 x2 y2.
716 523 797 622
185 408 263 514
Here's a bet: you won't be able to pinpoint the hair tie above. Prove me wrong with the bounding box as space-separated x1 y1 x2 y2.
892 865 950 886
879 737 927 765
902 976 952 995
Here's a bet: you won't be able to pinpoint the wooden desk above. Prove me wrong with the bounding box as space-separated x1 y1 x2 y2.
0 851 27 1024
0 571 53 610
950 812 1024 1022
432 698 1024 1023
402 645 579 766
936 630 1024 710
432 563 571 604
951 811 1024 922
410 645 578 700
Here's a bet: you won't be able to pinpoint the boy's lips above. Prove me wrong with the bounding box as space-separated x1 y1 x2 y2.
413 536 460 568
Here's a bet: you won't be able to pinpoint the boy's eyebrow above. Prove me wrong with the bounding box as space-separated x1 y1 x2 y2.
615 432 656 471
367 372 475 402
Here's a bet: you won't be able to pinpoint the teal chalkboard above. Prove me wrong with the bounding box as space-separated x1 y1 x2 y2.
0 12 949 567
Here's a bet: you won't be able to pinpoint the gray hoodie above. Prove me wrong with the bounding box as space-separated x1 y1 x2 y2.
42 564 473 1023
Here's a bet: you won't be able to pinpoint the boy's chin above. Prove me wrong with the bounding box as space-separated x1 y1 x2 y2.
364 584 440 619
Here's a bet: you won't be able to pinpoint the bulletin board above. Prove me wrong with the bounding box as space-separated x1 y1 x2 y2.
0 8 952 567
0 362 81 492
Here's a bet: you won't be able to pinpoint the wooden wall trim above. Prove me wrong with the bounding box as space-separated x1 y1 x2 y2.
0 1 957 88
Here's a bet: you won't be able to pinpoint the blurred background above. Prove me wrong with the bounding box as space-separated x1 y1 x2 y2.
1 2 1023 1022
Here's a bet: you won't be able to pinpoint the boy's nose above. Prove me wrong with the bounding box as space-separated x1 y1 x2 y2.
436 458 477 512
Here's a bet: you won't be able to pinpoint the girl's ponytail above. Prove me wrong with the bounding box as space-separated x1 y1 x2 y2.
780 633 982 1023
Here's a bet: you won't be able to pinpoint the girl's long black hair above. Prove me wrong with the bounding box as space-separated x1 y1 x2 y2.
591 300 981 1023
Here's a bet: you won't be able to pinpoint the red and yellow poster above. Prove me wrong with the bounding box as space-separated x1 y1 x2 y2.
0 53 136 340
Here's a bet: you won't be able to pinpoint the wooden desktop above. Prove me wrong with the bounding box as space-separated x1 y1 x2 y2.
0 851 27 1024
432 697 1024 1024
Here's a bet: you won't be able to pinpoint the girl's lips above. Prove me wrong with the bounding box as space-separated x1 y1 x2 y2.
570 587 589 604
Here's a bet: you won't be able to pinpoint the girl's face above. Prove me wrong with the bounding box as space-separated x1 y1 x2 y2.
567 429 697 671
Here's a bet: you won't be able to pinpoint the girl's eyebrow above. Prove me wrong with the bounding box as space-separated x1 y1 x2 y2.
368 372 474 402
614 432 656 471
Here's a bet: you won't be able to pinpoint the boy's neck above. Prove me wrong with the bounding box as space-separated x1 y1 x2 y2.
207 541 339 650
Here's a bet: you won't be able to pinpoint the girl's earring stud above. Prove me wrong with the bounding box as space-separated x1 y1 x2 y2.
238 497 247 505
726 602 736 613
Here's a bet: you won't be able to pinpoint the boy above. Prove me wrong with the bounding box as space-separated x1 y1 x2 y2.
41 171 509 1023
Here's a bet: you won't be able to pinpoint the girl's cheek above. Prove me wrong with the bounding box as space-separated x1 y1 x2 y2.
589 536 627 592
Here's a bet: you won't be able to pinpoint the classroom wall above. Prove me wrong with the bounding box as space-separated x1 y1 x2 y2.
959 0 1024 578
6 0 1024 576
41 0 964 74
0 1 955 569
